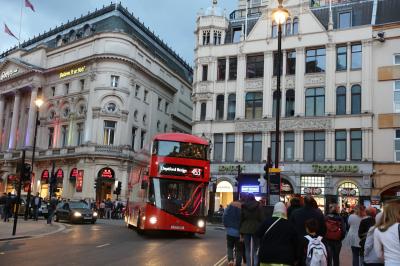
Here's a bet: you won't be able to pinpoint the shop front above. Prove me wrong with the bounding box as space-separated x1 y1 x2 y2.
6 174 17 194
280 177 295 203
96 167 115 201
215 180 234 211
372 163 400 204
39 170 49 198
55 169 64 198
337 182 360 211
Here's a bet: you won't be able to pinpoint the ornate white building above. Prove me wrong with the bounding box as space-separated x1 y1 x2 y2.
0 3 193 202
193 0 400 211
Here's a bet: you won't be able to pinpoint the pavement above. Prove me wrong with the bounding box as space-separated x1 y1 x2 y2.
0 217 65 241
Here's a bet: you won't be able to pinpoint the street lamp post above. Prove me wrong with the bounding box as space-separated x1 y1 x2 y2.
271 0 289 203
24 98 44 220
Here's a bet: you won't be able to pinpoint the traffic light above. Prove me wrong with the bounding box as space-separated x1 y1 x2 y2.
115 181 122 195
94 178 100 190
49 173 57 197
236 165 242 183
22 163 31 181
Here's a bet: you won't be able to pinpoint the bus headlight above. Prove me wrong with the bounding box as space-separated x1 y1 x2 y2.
197 219 205 228
149 216 157 224
73 212 82 217
93 212 98 217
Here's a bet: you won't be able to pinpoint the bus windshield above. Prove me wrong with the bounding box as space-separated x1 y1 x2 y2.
149 178 206 217
153 140 207 160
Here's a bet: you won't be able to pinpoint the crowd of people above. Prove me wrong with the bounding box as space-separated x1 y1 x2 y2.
222 194 400 266
96 198 125 219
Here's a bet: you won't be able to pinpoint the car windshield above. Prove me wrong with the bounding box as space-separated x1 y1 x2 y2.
152 140 207 160
69 202 89 209
149 178 206 217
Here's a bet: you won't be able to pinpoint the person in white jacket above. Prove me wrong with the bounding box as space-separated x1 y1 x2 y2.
374 200 400 266
363 212 384 266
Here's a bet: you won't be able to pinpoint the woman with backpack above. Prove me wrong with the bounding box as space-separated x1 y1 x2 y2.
324 204 346 266
343 205 367 266
255 202 297 266
374 200 400 266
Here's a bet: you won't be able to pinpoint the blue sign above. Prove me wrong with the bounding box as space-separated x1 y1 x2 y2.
241 185 260 194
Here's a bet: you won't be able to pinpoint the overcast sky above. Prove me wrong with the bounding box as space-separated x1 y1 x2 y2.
0 0 237 65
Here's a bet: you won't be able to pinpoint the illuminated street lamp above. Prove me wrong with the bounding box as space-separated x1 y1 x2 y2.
24 97 44 220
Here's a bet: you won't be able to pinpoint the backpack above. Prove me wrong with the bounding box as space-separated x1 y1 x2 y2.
305 235 328 266
325 216 342 241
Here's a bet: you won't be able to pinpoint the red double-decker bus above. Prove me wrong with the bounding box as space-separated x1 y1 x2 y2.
125 133 210 234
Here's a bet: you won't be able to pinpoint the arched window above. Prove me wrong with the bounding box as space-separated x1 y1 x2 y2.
69 30 76 42
56 35 62 47
285 18 292 36
292 17 299 35
336 86 347 115
83 24 91 37
285 89 295 117
272 22 278 38
338 182 359 197
351 85 361 114
216 95 224 120
245 92 263 119
227 94 236 120
200 102 207 121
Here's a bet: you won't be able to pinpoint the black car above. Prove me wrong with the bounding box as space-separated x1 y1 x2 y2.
55 201 97 224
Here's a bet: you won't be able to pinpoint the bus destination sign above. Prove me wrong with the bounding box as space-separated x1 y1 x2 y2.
159 164 203 178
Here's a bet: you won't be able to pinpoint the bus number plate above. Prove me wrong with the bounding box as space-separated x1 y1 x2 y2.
171 225 184 230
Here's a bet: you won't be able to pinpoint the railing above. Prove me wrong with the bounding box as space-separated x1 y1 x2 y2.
310 0 366 8
229 7 263 21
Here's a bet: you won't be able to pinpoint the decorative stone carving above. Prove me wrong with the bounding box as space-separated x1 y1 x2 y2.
286 76 295 88
304 74 325 86
193 93 212 101
235 118 332 132
196 81 211 93
246 78 263 90
90 72 96 81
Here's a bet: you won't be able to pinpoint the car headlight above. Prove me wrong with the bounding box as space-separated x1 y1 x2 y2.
73 212 82 217
149 216 157 224
197 219 205 228
93 212 98 217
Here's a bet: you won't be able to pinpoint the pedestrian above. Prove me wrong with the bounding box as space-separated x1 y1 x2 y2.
32 193 42 221
363 212 384 266
374 200 400 266
287 197 302 220
99 200 105 219
340 209 350 231
223 193 244 266
240 193 263 266
359 206 377 264
0 192 6 220
343 205 367 266
298 218 330 266
3 192 12 222
256 202 297 266
290 195 327 239
105 198 112 219
324 203 346 266
47 196 58 224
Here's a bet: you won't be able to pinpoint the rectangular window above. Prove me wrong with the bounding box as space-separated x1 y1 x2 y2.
158 97 162 110
232 27 241 43
217 58 226 81
306 48 326 73
351 130 362 160
131 127 137 151
48 127 54 148
202 30 210 45
305 88 325 116
229 57 237 80
243 133 262 162
65 83 69 95
227 94 236 120
202 65 208 81
165 102 169 113
245 92 263 119
395 129 400 161
135 85 140 98
61 125 68 147
301 176 325 195
103 121 116 145
246 54 264 78
77 123 84 146
335 130 347 161
273 52 283 76
304 131 325 162
284 132 294 161
225 134 235 162
144 90 149 102
80 79 85 91
200 103 206 121
336 46 347 71
338 11 351 29
51 87 55 97
140 130 146 149
286 51 296 75
213 134 223 161
351 44 362 70
111 75 119 87
395 80 400 113
395 54 400 65
215 95 224 120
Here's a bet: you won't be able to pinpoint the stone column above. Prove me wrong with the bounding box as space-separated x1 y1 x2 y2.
235 132 242 162
280 132 285 162
346 42 352 114
0 95 5 148
361 40 373 113
8 91 21 150
236 54 246 119
262 132 269 161
325 43 336 115
263 51 273 118
25 88 38 147
346 129 351 161
281 51 287 118
326 130 335 161
295 47 305 116
295 130 303 161
222 133 226 162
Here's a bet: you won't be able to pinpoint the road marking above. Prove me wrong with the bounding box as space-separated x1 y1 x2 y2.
214 255 227 266
0 252 5 255
63 229 73 234
96 243 110 248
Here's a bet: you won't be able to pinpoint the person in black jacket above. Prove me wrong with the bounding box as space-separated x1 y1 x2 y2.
287 197 302 220
358 206 376 265
325 203 346 266
290 196 327 240
256 202 297 266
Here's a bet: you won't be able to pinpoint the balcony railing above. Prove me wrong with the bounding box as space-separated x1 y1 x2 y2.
310 0 365 8
229 7 263 21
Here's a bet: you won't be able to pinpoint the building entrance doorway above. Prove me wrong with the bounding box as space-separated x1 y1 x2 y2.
338 182 359 212
215 180 233 211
